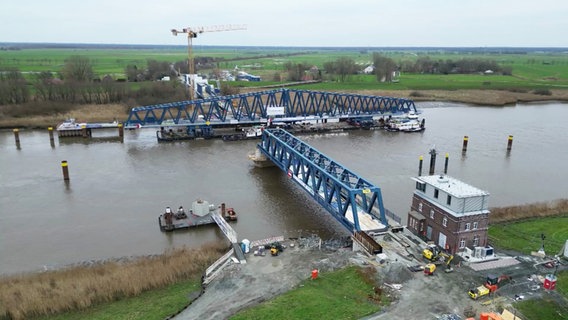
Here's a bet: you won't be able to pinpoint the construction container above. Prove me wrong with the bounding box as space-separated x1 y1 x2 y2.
543 274 557 290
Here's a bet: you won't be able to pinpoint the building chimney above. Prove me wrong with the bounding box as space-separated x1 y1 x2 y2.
429 148 437 175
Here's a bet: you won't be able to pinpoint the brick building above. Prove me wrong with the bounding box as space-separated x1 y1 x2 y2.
406 174 490 255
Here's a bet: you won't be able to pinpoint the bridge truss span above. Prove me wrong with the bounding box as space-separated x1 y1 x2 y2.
258 128 388 232
125 88 417 128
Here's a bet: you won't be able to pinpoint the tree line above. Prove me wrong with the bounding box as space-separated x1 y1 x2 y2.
0 56 190 106
283 54 510 83
0 53 512 107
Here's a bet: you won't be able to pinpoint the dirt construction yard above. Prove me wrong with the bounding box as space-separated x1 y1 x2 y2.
174 233 566 320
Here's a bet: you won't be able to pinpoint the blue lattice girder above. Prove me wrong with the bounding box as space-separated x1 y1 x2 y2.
257 128 388 232
125 89 416 127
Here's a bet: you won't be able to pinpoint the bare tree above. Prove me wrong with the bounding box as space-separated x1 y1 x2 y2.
335 57 357 82
62 56 94 82
322 58 357 82
373 53 397 82
0 68 29 104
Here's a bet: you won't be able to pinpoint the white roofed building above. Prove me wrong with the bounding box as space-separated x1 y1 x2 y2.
406 174 490 254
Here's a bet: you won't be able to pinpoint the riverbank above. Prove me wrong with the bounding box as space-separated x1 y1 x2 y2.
1 89 567 129
0 243 226 320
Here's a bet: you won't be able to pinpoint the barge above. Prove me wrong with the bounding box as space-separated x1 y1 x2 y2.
57 119 121 137
158 200 237 232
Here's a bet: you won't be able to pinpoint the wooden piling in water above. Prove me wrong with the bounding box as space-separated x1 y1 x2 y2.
462 136 469 153
61 160 70 181
48 127 54 141
48 127 55 148
13 129 20 148
507 135 513 151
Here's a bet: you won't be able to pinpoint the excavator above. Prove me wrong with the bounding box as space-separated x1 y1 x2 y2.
422 244 454 274
468 274 512 299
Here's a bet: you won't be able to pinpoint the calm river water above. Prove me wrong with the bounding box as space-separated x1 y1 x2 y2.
1 101 567 275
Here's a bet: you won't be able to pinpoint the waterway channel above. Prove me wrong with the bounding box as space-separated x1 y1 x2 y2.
1 101 567 276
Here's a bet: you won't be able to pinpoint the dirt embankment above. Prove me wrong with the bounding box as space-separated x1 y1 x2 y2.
356 89 568 106
2 89 568 129
0 103 129 129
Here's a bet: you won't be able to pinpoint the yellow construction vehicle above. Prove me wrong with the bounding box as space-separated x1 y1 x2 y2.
468 274 512 300
422 244 441 261
422 244 454 272
424 263 436 275
468 284 491 300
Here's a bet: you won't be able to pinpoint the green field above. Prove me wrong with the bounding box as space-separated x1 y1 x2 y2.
515 297 567 320
230 266 383 320
488 215 568 255
2 46 568 91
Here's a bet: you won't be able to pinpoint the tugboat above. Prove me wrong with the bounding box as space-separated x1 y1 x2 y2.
222 125 264 141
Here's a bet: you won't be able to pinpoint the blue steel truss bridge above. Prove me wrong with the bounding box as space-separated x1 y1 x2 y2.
257 128 390 233
125 88 417 129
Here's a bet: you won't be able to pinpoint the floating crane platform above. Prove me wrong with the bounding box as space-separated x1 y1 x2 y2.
158 200 237 232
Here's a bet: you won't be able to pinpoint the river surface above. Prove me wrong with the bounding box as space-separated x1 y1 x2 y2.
1 101 567 276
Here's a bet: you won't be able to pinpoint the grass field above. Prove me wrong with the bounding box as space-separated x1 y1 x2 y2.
230 266 384 320
515 298 567 320
489 214 568 320
488 215 568 255
2 47 568 91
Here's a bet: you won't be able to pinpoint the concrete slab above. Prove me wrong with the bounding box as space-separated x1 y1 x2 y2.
468 256 520 271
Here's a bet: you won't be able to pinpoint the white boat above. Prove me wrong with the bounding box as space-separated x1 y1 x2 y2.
56 118 86 131
385 112 425 132
56 119 120 131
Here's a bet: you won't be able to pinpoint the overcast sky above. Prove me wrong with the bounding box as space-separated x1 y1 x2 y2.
2 0 567 47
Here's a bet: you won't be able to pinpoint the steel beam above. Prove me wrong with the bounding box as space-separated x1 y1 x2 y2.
257 128 388 232
125 89 416 128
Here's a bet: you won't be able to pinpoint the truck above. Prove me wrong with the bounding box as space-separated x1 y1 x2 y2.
468 274 512 300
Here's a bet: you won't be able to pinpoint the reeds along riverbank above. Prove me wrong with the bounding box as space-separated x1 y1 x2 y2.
0 242 227 320
489 199 568 223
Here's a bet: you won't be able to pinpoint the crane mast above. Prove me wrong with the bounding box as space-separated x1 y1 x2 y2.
171 25 247 101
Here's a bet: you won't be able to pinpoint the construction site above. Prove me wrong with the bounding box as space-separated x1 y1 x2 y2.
161 108 567 320
173 227 566 320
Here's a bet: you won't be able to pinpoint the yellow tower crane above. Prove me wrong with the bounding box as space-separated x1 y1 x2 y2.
171 25 247 100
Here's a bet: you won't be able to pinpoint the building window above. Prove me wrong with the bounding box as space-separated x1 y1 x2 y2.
446 195 452 205
459 239 465 249
418 203 423 212
473 221 478 230
465 223 471 231
429 209 434 219
442 217 447 227
416 182 426 192
473 236 480 246
434 189 439 199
